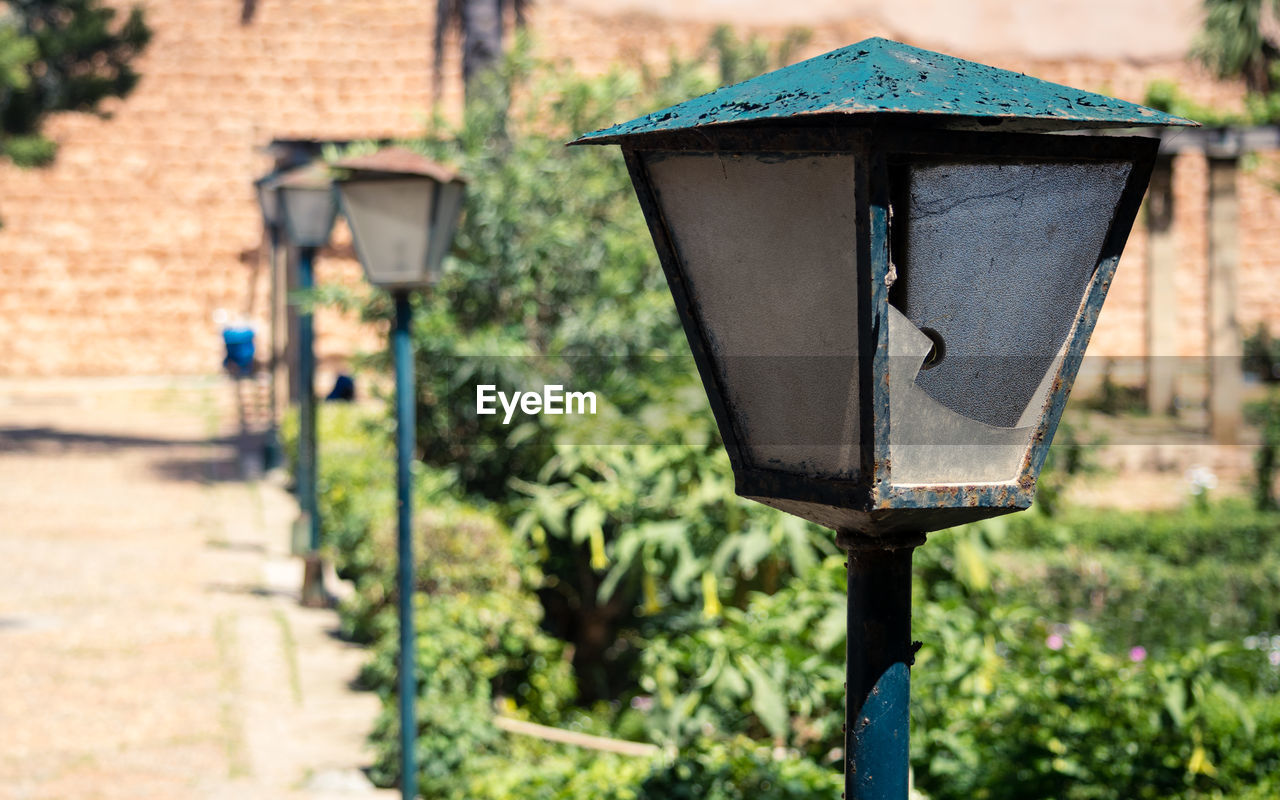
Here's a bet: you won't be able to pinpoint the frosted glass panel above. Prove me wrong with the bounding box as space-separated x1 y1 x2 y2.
888 159 1130 485
339 178 433 287
645 152 860 479
279 185 337 248
424 181 465 284
256 177 281 229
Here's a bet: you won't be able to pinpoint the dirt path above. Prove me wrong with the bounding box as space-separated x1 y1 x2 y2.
0 377 395 800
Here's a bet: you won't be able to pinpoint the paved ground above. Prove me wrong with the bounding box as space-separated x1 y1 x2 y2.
0 377 395 800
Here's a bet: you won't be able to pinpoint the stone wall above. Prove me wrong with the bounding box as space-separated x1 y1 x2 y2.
0 0 1275 377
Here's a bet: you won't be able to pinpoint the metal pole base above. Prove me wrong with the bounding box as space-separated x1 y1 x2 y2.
840 532 923 800
300 553 330 608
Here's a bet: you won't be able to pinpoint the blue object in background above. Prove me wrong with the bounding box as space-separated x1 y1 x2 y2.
222 326 256 374
325 374 356 402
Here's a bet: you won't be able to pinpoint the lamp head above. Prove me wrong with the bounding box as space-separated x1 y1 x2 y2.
276 162 338 249
572 37 1196 538
253 171 283 232
332 147 467 291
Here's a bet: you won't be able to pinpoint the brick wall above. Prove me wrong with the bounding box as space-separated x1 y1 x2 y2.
0 0 1275 377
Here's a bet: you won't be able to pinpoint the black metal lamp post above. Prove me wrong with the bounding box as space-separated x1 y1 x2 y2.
275 162 338 608
254 171 285 472
572 37 1195 799
333 147 467 800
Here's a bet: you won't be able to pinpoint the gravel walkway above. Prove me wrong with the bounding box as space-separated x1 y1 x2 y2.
0 377 394 800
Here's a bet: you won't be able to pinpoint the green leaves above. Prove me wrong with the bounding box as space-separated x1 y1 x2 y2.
635 738 839 800
737 654 788 742
2 1 151 166
911 518 1280 800
1192 0 1280 93
0 22 35 91
634 556 848 758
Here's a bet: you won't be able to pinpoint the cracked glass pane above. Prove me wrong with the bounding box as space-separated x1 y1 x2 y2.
888 159 1131 485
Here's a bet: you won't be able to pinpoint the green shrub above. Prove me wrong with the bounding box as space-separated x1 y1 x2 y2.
911 523 1280 800
993 546 1280 657
1002 499 1280 567
360 513 577 796
460 745 651 800
635 739 839 800
912 607 1280 800
514 430 836 704
633 556 846 759
1246 388 1280 510
418 736 834 800
364 581 576 796
979 501 1280 654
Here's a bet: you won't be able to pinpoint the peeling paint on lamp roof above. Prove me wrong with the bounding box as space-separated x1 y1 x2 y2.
275 161 334 190
332 147 465 184
573 37 1197 144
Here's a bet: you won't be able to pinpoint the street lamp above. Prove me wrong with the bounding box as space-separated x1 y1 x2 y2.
573 37 1195 799
333 146 467 800
275 161 338 608
254 170 285 472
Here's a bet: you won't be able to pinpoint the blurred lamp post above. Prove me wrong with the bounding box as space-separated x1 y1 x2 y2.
333 147 466 800
573 37 1194 800
275 162 338 608
253 170 284 471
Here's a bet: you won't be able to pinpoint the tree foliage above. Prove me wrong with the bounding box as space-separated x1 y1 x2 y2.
434 0 530 100
0 0 150 166
1193 0 1280 93
345 30 832 707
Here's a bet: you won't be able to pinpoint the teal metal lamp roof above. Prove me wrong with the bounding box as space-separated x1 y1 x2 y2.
573 37 1196 144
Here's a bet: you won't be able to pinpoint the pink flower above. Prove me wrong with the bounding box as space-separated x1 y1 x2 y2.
1129 646 1147 663
1270 651 1280 667
1046 634 1065 651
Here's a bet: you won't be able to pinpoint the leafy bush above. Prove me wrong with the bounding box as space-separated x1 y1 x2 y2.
1243 324 1280 383
1 0 151 167
912 504 1280 657
459 744 651 800
429 736 835 800
911 523 1280 800
1001 499 1280 566
363 574 576 796
633 556 846 759
1246 388 1280 510
323 33 840 710
634 739 839 800
286 408 579 795
514 429 835 703
913 602 1280 800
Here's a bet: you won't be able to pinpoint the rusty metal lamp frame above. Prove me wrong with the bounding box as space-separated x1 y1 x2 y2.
617 127 1158 538
617 127 1156 796
573 36 1193 799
